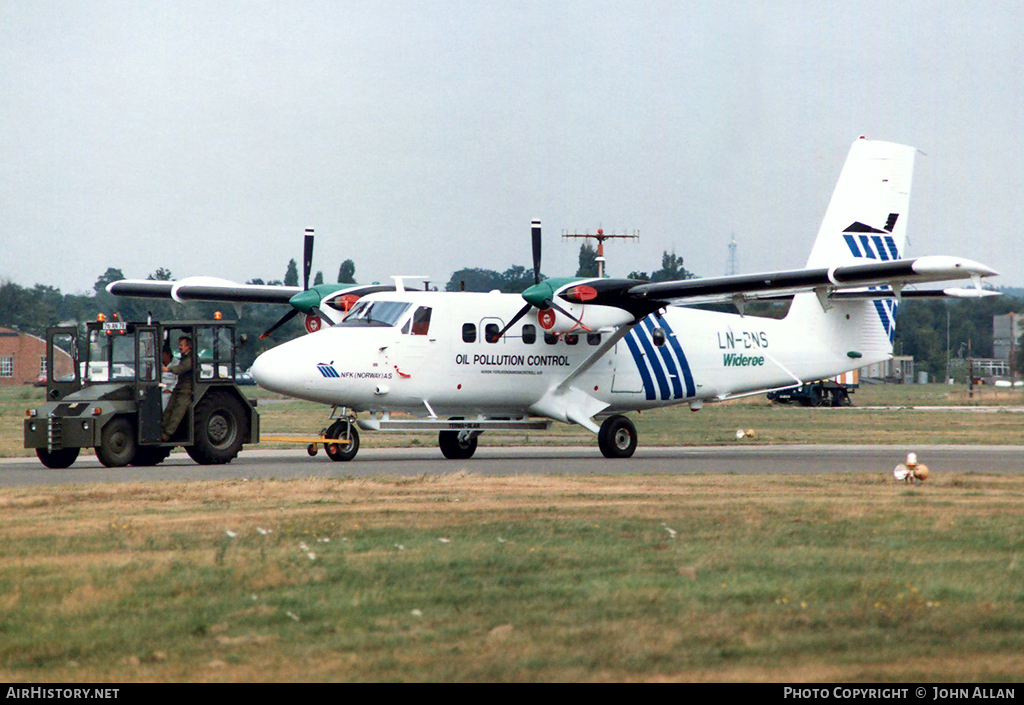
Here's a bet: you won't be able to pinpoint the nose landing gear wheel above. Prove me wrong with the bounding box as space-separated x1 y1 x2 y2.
598 415 637 459
325 420 359 461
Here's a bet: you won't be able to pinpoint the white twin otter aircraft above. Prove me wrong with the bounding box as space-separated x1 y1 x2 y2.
110 139 998 460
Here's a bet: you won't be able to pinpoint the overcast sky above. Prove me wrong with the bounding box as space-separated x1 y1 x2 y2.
2 0 1021 294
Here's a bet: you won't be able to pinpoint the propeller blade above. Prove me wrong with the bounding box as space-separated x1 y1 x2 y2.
488 302 533 342
302 229 314 290
309 306 331 327
259 308 300 339
531 220 542 286
545 298 592 332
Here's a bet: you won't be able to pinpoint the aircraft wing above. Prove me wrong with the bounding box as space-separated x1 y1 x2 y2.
107 277 302 305
553 256 998 316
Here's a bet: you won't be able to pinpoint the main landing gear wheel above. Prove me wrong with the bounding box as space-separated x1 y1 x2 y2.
36 447 79 469
598 415 638 459
439 430 478 460
186 391 246 465
97 417 137 467
325 420 359 462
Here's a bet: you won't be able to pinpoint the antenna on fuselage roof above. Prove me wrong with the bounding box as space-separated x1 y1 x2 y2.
390 275 429 292
561 228 639 278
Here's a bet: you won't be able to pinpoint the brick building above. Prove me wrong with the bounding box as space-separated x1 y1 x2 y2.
0 327 74 386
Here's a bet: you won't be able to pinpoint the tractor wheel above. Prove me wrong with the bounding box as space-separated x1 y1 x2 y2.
131 446 172 466
186 391 246 465
97 417 137 467
36 447 79 469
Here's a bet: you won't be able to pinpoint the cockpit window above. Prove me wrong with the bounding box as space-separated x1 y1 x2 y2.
411 307 431 335
338 301 412 327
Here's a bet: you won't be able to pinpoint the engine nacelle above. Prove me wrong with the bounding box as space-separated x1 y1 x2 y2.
536 303 634 334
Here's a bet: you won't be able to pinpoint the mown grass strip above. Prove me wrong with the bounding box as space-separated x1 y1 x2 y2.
0 473 1022 681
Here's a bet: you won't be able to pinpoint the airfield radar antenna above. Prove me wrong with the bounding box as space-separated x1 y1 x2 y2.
561 228 639 278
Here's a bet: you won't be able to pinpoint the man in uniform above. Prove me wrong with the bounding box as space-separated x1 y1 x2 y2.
161 335 193 441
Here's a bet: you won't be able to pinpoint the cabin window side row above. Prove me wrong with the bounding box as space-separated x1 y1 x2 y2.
461 323 601 346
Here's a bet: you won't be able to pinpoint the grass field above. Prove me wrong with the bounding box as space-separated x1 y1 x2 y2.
0 473 1022 682
3 383 1024 682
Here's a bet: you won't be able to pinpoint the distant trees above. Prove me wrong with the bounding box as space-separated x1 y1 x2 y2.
894 295 1023 381
284 259 299 287
652 251 694 282
337 260 356 284
499 265 539 293
0 281 78 334
93 268 126 293
443 248 698 292
627 250 695 282
444 265 541 293
576 244 598 278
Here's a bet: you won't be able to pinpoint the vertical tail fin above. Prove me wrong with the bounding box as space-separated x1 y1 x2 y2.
804 138 916 269
787 138 917 362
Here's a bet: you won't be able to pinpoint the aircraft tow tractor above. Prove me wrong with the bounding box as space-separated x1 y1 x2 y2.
25 316 261 468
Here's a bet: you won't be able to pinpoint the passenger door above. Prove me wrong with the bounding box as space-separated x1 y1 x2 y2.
135 326 163 444
393 306 435 376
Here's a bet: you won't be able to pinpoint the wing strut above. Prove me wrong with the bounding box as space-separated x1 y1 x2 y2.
529 321 642 433
553 322 639 394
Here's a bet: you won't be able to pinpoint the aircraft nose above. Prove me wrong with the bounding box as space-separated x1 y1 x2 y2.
250 345 293 394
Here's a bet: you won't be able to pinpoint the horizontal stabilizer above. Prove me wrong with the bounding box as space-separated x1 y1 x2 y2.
829 287 1001 301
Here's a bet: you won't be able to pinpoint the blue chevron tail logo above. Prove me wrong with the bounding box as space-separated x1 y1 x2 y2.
843 218 900 343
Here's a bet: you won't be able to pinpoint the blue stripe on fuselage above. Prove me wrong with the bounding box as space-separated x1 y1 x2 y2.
634 323 671 400
623 330 656 400
621 316 696 401
642 317 682 399
659 317 695 398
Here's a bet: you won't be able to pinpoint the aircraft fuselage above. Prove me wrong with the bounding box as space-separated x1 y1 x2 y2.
250 290 874 419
